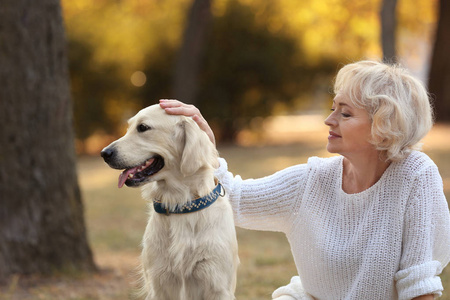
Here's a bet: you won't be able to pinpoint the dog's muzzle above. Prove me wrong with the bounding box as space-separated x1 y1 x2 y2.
101 146 165 188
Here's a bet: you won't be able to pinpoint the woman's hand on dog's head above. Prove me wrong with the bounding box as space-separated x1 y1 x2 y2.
159 99 216 145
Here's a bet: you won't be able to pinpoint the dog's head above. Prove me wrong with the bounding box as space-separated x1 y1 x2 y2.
101 104 218 188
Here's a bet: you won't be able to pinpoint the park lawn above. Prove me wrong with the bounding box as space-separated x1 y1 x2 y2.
2 124 450 300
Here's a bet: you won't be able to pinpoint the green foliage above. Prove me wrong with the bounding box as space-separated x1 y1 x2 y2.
197 0 337 141
68 37 125 140
138 43 177 108
63 0 437 144
135 0 339 141
64 0 340 143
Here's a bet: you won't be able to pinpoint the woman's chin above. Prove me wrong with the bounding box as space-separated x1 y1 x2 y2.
326 144 339 154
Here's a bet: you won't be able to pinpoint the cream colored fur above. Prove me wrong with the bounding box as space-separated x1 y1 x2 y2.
102 105 239 300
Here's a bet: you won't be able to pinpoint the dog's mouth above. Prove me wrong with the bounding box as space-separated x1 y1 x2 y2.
118 155 165 188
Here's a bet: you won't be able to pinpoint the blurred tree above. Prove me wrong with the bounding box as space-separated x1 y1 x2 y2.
197 0 337 141
62 0 190 140
380 0 398 63
0 0 96 280
139 43 177 106
61 0 438 144
428 0 450 122
137 0 339 142
275 0 380 63
173 0 213 105
68 36 126 149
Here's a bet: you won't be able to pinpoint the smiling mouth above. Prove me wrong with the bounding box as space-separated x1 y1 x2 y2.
117 155 165 188
328 131 341 138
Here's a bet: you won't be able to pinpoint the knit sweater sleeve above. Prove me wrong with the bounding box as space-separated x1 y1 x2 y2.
214 158 307 233
394 163 450 300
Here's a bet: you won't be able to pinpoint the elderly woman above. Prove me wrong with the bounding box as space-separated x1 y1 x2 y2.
159 60 450 299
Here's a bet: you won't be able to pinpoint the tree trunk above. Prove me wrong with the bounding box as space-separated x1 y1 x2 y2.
428 0 450 122
380 0 398 63
0 0 96 280
172 0 212 104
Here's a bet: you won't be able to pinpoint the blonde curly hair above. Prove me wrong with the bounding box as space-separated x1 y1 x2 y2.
333 60 434 162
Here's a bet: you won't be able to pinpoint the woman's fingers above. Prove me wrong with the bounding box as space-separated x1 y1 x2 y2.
159 99 216 145
159 99 200 117
192 115 216 145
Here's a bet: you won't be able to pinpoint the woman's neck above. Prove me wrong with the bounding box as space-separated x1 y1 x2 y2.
342 153 390 194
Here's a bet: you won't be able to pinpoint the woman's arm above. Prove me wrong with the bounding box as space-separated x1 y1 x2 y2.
160 99 307 232
159 99 216 145
395 163 450 299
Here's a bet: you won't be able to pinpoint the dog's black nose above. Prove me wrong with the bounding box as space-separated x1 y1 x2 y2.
100 148 114 162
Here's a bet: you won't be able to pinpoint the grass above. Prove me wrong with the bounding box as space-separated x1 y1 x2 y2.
1 121 450 300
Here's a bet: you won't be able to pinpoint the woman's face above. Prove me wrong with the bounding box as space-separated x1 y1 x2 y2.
324 93 375 157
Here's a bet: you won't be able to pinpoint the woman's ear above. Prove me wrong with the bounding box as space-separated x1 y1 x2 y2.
178 118 217 177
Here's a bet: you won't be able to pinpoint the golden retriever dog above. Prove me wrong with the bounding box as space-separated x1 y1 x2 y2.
101 104 239 300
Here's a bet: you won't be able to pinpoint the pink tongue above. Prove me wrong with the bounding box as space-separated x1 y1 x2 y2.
118 167 138 188
117 158 156 188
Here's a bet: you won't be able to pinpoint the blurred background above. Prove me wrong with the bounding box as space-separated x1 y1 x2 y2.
63 0 440 152
1 0 449 299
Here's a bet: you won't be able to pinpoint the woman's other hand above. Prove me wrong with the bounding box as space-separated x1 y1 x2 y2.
159 99 216 145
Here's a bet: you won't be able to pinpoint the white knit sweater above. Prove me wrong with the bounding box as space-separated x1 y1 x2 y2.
215 151 450 299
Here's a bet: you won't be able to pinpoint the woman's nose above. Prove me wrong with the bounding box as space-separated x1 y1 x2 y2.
324 113 336 127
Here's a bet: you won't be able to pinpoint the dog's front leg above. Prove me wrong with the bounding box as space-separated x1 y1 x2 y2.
184 259 235 300
148 272 183 300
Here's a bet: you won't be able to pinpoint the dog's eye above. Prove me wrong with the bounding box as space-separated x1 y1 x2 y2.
137 124 151 133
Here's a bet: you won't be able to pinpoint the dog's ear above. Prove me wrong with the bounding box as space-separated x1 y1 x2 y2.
178 118 217 177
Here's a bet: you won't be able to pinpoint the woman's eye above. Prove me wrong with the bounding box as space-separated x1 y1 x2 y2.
341 113 351 118
137 124 151 132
